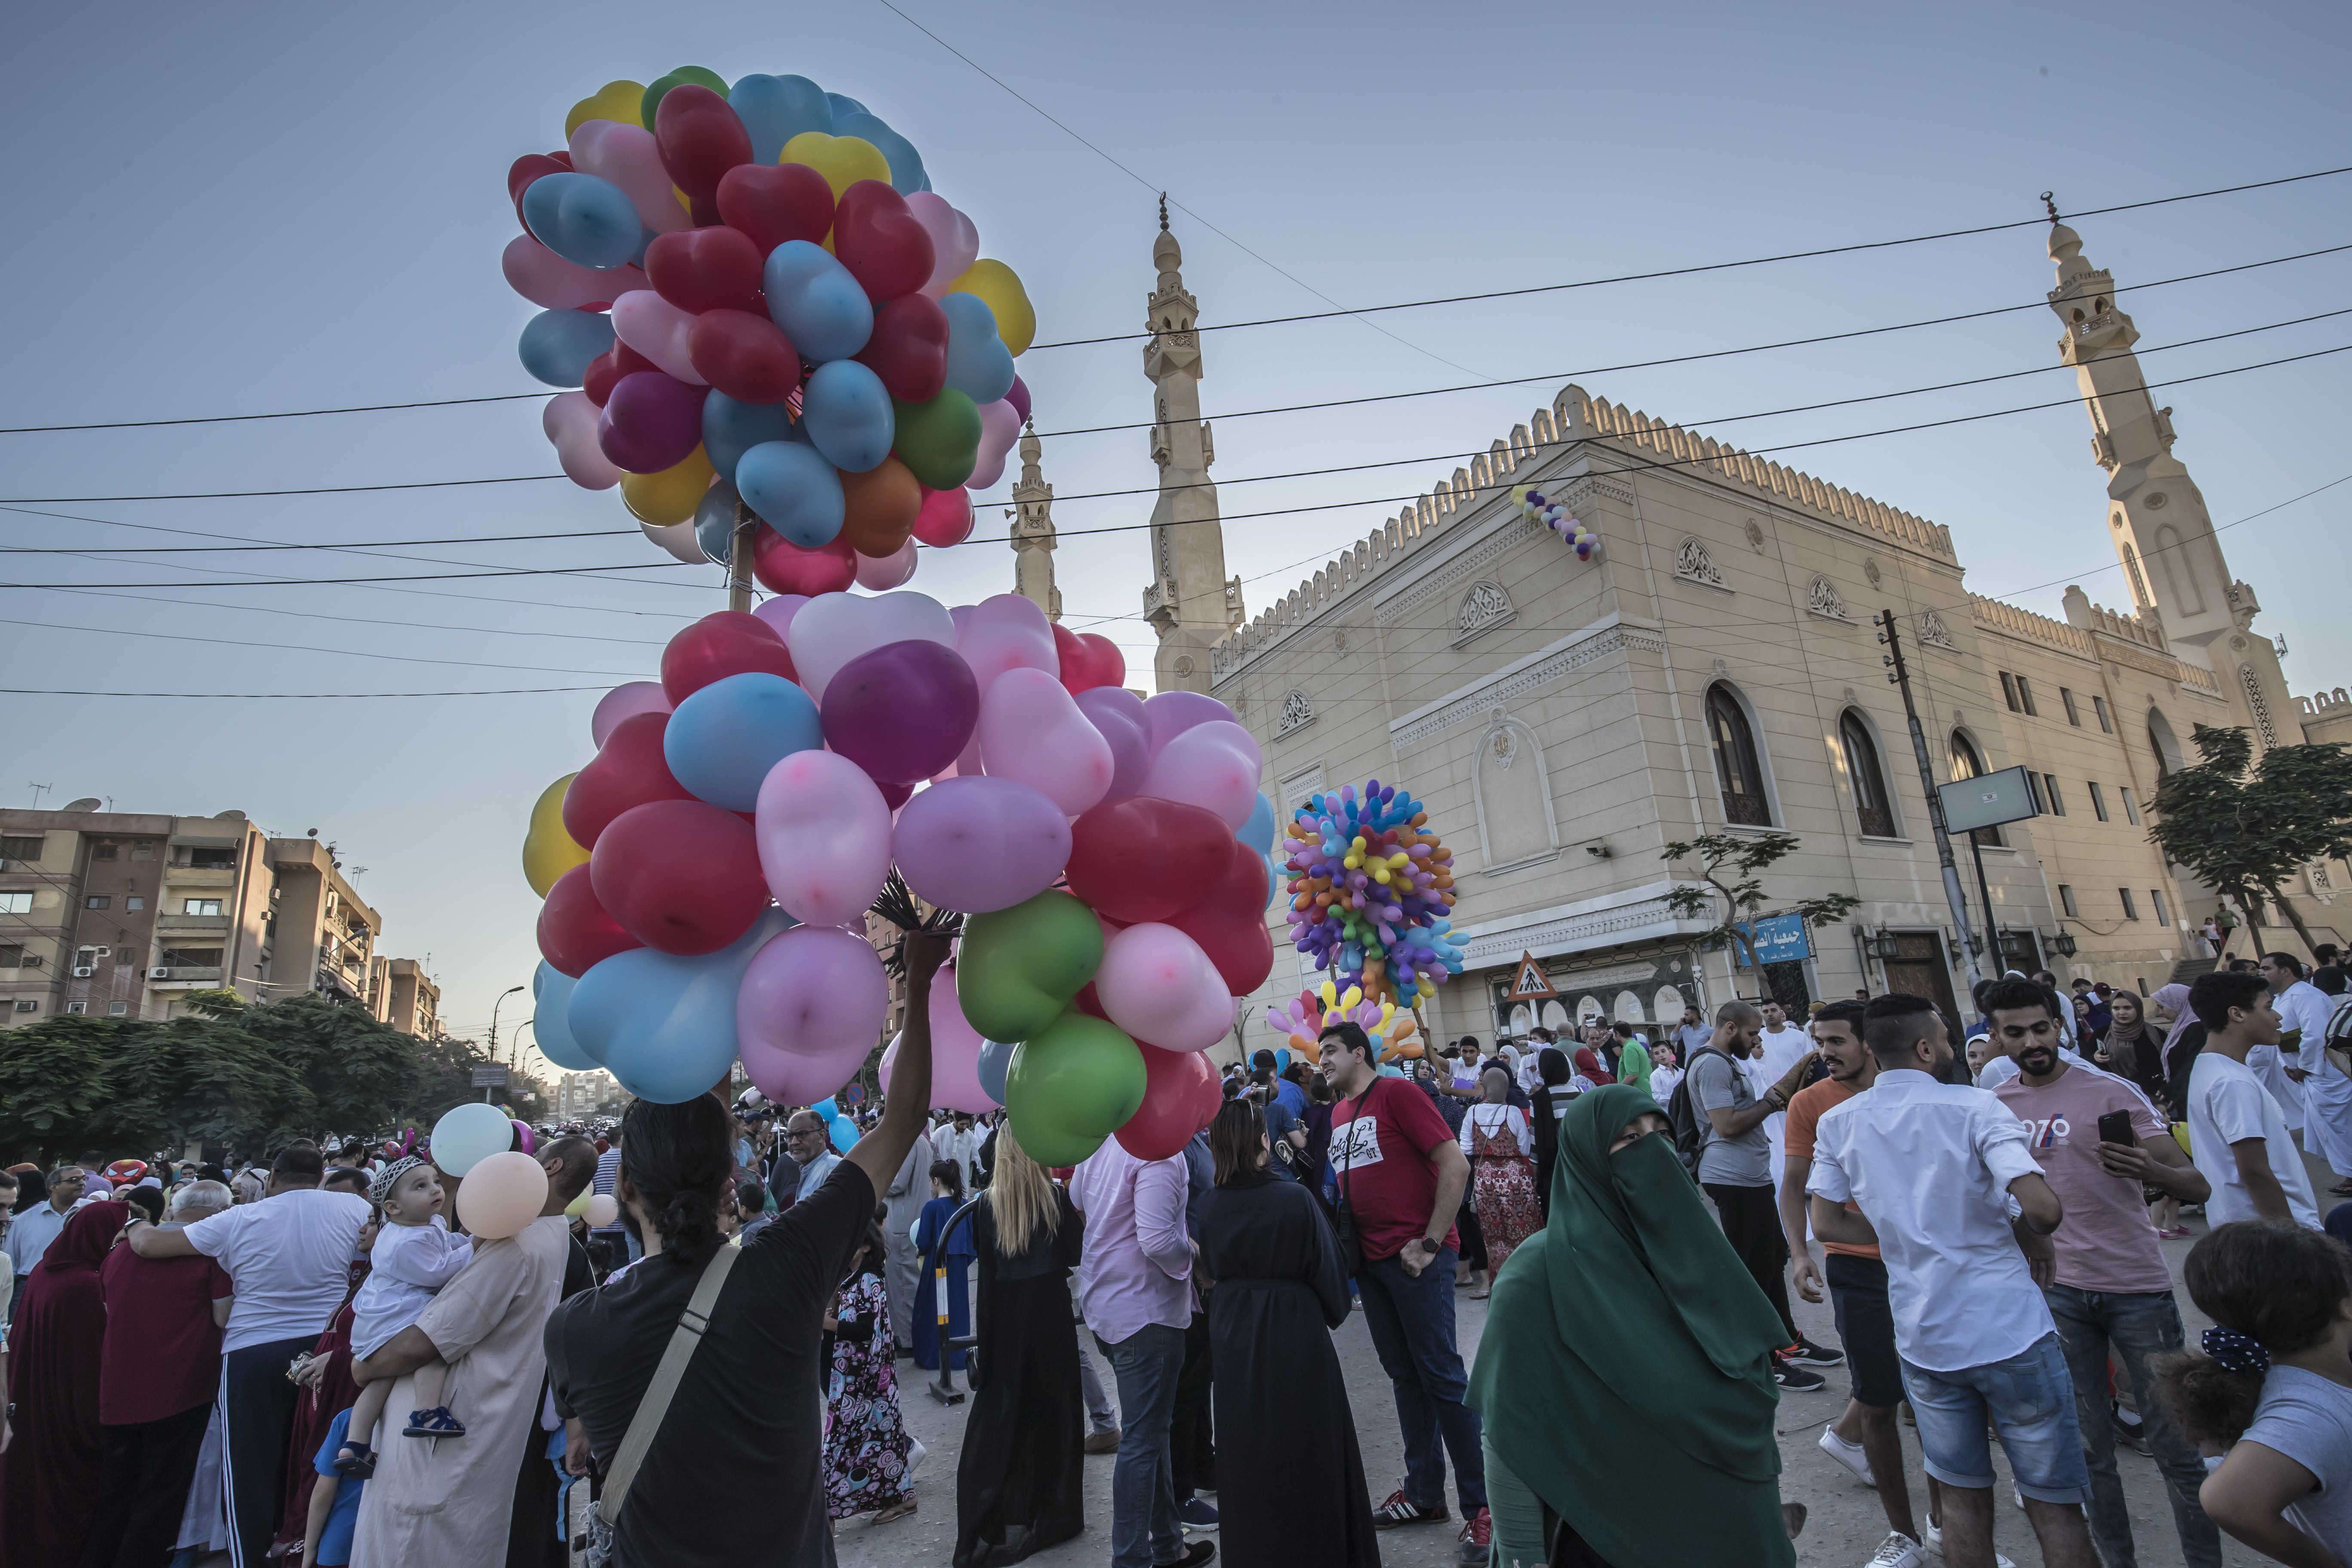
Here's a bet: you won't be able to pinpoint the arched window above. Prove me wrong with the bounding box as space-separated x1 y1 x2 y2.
1948 730 2002 846
1840 710 1897 838
2147 707 2185 783
1706 683 1771 826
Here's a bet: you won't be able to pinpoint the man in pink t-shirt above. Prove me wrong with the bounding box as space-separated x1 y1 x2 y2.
1984 976 2221 1568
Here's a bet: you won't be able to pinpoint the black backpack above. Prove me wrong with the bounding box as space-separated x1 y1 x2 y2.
1666 1046 1732 1173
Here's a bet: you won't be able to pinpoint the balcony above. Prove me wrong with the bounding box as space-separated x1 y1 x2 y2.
165 866 239 888
148 966 224 988
156 912 230 935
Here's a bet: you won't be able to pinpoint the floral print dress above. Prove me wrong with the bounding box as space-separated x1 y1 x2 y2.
824 1267 912 1518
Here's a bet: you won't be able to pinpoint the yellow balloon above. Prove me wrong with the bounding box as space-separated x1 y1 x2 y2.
621 447 715 526
566 80 646 138
780 132 891 201
947 259 1036 356
522 773 590 897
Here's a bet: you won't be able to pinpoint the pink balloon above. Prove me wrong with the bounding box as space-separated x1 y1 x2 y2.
877 972 1000 1113
907 193 981 300
891 775 1072 913
570 120 690 234
787 590 956 704
455 1150 550 1240
1075 686 1151 801
1095 923 1234 1053
612 291 706 385
1139 720 1263 830
591 681 673 747
911 486 974 547
854 539 919 590
754 750 892 928
966 398 1023 490
954 593 1058 696
544 391 621 490
1142 690 1238 759
750 594 808 644
737 927 888 1099
503 234 648 310
978 667 1114 816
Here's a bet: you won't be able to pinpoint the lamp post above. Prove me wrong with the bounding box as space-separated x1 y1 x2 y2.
487 984 525 1100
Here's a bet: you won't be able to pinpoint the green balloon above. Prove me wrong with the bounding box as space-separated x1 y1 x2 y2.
642 66 731 129
1004 1012 1146 1167
957 890 1103 1044
891 390 982 490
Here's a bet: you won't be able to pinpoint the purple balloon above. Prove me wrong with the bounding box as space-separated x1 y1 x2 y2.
892 775 1072 913
1075 686 1150 801
737 927 887 1101
1142 689 1237 759
820 638 979 786
597 371 706 474
750 593 808 644
1004 374 1032 426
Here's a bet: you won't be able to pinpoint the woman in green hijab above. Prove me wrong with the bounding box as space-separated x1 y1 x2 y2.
1467 1084 1796 1567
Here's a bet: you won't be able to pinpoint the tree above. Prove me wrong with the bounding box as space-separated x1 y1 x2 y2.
0 1014 116 1159
1661 831 1862 995
2148 724 2352 956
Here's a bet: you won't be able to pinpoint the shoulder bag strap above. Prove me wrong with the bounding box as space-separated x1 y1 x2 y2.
596 1242 742 1527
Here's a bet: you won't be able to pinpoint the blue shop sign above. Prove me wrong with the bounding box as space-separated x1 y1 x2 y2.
1736 913 1811 966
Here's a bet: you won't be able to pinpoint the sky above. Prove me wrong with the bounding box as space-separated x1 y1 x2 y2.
3 0 2346 1060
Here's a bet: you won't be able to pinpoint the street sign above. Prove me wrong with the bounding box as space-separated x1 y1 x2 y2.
470 1065 509 1088
1937 766 2041 835
1507 952 1558 1001
1736 913 1813 966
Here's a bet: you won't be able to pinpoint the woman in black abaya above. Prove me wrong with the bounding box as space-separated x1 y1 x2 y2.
953 1128 1087 1568
1195 1098 1380 1568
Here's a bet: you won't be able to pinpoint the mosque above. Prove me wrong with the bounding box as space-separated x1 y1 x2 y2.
1006 207 2352 1056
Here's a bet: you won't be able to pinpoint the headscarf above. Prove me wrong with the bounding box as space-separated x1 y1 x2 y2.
1468 1085 1793 1568
2152 983 2195 1056
2103 990 2169 1106
0 1204 118 1559
1572 1047 1611 1085
1537 1047 1571 1088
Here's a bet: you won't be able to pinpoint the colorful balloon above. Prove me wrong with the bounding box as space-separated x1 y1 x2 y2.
662 671 824 812
956 890 1104 1043
819 639 979 786
537 864 643 977
522 773 591 896
977 667 1114 817
1094 922 1233 1053
736 438 845 548
590 798 771 955
562 712 693 847
660 610 796 704
754 748 893 928
891 775 1072 914
430 1102 514 1178
1005 1013 1146 1167
763 240 873 364
457 1151 549 1240
736 926 887 1099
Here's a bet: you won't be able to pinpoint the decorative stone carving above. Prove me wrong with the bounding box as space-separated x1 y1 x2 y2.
1864 558 1883 588
1744 519 1766 553
1918 610 1958 650
1673 537 1729 590
1454 580 1516 645
2241 665 2278 747
1806 576 1852 622
1275 689 1315 738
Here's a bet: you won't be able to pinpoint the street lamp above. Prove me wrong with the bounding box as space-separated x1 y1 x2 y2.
487 984 525 1068
2047 931 2079 958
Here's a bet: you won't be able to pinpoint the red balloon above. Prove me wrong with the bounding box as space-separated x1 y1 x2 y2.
589 799 770 955
877 779 916 811
507 152 572 230
832 180 935 303
854 293 949 403
1066 797 1232 925
536 864 643 977
644 226 765 315
750 527 857 596
562 712 693 848
653 85 752 213
1114 1044 1219 1161
582 341 657 407
716 163 835 255
659 610 796 705
1169 838 1275 995
910 486 974 548
1051 623 1128 695
688 309 802 404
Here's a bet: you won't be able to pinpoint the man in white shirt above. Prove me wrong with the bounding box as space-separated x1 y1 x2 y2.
2 1162 91 1292
2243 954 2308 1134
935 1111 986 1192
2267 951 2352 1191
1755 1001 1813 1181
1807 993 2097 1568
2184 969 2321 1229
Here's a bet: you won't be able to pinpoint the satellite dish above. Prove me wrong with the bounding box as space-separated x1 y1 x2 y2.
63 798 102 812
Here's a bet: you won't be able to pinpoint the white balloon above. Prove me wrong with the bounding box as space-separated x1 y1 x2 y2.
786 589 956 702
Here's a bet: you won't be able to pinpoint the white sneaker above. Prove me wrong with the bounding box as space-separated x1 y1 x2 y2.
1820 1424 1876 1487
1920 1521 2015 1568
905 1437 928 1483
1865 1533 1926 1568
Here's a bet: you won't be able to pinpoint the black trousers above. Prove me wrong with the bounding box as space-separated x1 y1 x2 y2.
1455 1197 1488 1273
80 1402 213 1568
1703 1181 1798 1343
220 1334 312 1568
1169 1309 1214 1500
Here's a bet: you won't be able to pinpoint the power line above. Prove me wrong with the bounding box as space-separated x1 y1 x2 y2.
0 392 549 437
0 616 647 678
0 685 608 700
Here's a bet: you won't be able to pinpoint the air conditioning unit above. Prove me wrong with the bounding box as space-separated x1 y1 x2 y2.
149 967 171 980
72 965 96 977
21 954 41 968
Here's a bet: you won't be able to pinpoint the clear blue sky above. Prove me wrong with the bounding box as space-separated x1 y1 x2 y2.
3 0 2345 1056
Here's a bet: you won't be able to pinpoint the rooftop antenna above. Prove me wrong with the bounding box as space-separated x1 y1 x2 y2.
28 783 50 809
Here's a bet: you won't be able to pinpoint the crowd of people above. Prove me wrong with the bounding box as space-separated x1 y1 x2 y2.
5 939 2352 1567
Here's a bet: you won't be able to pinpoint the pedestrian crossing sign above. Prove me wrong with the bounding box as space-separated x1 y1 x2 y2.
1508 952 1557 1001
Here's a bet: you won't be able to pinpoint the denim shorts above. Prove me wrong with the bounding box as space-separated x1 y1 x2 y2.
1898 1331 2090 1502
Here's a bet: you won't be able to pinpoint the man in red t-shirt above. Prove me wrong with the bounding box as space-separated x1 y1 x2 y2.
1322 1020 1488 1562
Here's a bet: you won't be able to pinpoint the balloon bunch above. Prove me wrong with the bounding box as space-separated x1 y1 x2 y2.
1282 781 1466 1006
1264 979 1423 1066
505 68 1035 588
518 587 1275 1171
1512 485 1598 560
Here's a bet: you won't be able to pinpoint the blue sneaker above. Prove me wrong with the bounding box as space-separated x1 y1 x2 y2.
1179 1498 1219 1532
402 1406 467 1438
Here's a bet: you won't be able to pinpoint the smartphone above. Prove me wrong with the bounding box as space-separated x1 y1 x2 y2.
2096 1109 2136 1147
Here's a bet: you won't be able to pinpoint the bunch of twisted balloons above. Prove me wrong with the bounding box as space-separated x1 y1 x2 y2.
1264 979 1423 1068
1282 780 1465 1007
1512 484 1599 560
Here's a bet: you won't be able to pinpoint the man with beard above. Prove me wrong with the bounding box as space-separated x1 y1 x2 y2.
1986 977 2220 1568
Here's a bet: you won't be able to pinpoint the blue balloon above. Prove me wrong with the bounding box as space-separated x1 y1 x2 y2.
521 172 643 270
736 439 845 548
729 73 833 163
1240 791 1277 855
518 309 616 388
694 480 740 564
532 962 597 1070
702 391 795 484
662 671 824 811
764 241 873 363
570 912 792 1103
833 111 926 195
976 1038 1017 1105
800 361 895 474
825 92 871 119
1274 1047 1292 1073
829 1114 858 1153
812 1097 839 1120
939 293 1016 405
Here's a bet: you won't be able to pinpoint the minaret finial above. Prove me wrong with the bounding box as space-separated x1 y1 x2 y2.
1158 192 1169 232
2041 190 2060 223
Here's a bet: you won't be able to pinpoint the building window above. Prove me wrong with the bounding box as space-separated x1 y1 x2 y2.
0 835 41 861
2088 782 2109 821
116 946 135 962
1706 683 1772 826
85 895 110 910
183 898 223 916
2121 787 2141 825
108 1001 128 1016
2152 888 2170 926
131 842 156 861
1949 731 2004 846
2026 772 2048 813
125 896 145 911
2119 888 2140 920
2043 775 2065 815
92 843 117 862
65 1001 87 1015
2061 688 2081 726
2000 672 2021 712
0 943 23 966
0 891 31 914
2092 695 2113 732
1839 711 1897 837
159 946 224 968
187 847 238 870
2016 676 2037 716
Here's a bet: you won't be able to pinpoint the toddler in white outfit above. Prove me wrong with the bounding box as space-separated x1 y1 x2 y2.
334 1155 473 1476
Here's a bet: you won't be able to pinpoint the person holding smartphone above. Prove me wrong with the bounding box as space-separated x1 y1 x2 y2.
1984 977 2221 1568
